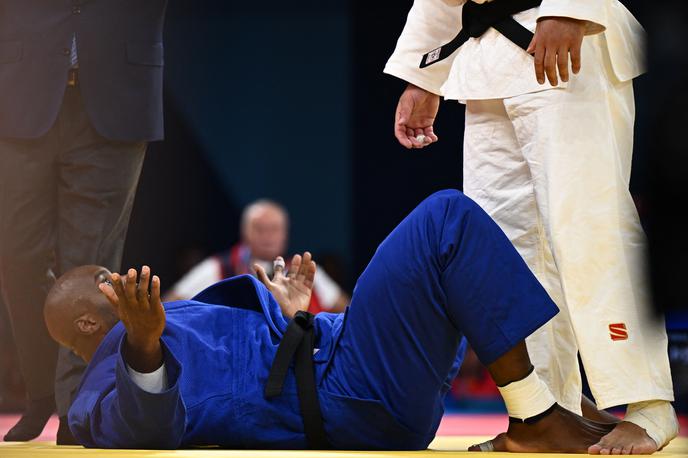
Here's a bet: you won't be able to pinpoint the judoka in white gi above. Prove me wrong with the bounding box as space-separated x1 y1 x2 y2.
384 0 679 454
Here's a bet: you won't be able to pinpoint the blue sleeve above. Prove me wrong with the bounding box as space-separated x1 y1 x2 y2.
68 335 187 449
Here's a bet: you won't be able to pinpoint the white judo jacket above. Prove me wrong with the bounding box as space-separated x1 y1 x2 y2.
384 0 646 101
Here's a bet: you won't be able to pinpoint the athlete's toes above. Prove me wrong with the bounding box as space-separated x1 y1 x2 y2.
589 443 604 454
468 442 484 452
468 438 495 452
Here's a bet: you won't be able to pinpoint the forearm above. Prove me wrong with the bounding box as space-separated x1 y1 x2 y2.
123 335 164 373
70 337 185 449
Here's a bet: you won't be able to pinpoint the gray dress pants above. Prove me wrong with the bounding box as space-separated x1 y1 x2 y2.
0 84 146 416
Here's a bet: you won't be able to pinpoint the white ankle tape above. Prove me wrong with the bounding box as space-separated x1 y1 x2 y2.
624 400 679 449
497 369 556 421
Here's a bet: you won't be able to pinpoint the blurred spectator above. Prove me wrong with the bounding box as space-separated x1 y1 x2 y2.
167 200 350 313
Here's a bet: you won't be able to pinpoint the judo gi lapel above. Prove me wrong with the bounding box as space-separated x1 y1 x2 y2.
192 274 288 338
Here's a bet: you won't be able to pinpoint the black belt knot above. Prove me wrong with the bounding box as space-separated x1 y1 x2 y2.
265 311 330 449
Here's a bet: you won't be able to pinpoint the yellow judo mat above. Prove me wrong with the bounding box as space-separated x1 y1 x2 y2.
1 437 687 458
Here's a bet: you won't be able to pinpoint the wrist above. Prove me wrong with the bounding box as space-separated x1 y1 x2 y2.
124 335 163 373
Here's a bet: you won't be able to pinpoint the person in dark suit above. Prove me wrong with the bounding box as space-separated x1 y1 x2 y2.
0 0 168 443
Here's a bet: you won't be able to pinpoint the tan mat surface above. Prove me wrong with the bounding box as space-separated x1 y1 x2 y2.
1 437 687 458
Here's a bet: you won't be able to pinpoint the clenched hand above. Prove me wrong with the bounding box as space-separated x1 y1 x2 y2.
394 83 440 149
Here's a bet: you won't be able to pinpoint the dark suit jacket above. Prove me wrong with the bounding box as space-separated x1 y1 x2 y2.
0 0 167 141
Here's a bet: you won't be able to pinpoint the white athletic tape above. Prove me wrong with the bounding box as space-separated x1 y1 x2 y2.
624 400 679 449
478 440 495 452
497 370 556 421
273 258 286 271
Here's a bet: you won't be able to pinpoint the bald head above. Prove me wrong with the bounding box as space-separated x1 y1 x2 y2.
44 265 119 362
241 199 289 261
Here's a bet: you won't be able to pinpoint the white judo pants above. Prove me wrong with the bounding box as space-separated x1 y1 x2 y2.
462 35 674 412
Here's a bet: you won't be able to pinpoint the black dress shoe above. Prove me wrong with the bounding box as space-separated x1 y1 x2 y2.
2 395 55 442
56 416 78 445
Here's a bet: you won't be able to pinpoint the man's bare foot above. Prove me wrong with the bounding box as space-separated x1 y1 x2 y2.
588 421 658 455
469 404 616 453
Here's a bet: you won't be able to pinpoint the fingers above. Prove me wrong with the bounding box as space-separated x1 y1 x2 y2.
557 46 569 82
532 18 585 84
571 42 582 74
110 272 127 304
98 282 120 308
424 126 438 143
273 256 285 279
253 263 272 287
544 46 558 86
405 128 435 149
394 98 414 149
288 254 302 279
304 260 316 290
406 127 423 148
296 252 312 281
533 39 546 84
295 252 316 290
136 266 151 305
150 275 162 307
125 268 138 306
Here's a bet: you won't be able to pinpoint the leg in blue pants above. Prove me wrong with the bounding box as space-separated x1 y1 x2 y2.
323 190 559 448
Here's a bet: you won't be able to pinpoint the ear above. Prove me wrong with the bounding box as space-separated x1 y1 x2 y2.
74 313 102 336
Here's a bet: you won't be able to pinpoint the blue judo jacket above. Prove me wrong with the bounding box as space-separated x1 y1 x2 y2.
68 275 426 449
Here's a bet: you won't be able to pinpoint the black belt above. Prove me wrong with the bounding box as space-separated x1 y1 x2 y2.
265 311 330 449
420 0 542 68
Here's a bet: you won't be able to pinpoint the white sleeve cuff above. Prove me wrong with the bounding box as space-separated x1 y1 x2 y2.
537 0 607 35
127 363 169 394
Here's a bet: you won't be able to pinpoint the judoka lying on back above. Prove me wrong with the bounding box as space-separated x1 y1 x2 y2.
43 190 617 452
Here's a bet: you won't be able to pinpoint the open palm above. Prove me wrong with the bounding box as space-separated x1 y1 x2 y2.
254 252 316 319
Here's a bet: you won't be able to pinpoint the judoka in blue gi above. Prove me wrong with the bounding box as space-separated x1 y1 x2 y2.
43 190 615 452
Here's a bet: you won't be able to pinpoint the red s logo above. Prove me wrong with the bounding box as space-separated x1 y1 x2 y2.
609 323 628 341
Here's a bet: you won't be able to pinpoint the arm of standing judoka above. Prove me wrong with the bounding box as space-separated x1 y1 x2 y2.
384 0 463 95
69 338 186 449
537 0 608 35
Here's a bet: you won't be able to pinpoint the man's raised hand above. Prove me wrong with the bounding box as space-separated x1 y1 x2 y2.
394 83 440 149
254 252 316 319
99 266 165 372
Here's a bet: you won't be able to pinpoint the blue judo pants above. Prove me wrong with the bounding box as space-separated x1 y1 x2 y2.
323 190 558 445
